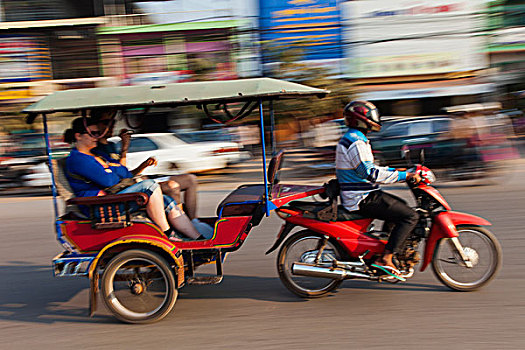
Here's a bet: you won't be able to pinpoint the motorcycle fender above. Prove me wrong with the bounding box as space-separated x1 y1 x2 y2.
266 221 295 255
420 211 491 272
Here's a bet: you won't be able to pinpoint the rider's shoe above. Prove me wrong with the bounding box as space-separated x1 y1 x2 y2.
371 263 406 281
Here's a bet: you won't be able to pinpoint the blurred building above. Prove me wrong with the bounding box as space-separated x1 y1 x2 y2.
341 0 495 115
0 0 260 133
486 0 525 105
0 0 522 131
0 0 139 111
129 0 261 79
0 17 108 121
98 20 253 84
1 0 104 21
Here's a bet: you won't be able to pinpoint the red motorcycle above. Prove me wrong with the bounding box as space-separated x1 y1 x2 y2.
268 163 502 297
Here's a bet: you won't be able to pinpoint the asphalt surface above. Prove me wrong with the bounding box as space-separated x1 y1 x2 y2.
1 162 525 349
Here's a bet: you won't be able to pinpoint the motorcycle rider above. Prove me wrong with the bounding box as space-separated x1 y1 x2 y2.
336 101 421 280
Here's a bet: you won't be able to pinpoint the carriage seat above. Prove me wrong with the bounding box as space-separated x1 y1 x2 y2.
52 158 151 228
216 184 265 217
216 150 285 218
51 158 85 219
282 201 372 222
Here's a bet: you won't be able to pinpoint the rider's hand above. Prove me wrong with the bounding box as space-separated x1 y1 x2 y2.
119 129 131 151
407 172 422 184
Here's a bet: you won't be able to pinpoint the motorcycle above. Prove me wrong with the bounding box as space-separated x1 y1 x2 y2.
267 152 502 297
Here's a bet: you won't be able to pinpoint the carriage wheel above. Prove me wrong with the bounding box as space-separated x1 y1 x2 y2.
101 249 177 323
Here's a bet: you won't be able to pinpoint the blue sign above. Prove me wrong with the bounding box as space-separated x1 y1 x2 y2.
259 0 343 62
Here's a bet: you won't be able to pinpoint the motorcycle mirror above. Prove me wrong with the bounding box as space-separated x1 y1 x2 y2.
401 145 413 166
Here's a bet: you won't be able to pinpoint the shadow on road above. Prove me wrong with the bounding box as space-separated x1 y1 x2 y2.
339 280 448 292
179 274 448 300
178 275 305 302
0 263 114 324
0 264 446 324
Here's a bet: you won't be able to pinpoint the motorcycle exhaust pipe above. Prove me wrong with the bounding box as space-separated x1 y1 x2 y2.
292 263 371 280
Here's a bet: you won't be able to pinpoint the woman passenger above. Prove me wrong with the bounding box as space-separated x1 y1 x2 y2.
63 117 201 240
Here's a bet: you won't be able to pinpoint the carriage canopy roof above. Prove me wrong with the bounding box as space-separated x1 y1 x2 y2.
23 78 329 114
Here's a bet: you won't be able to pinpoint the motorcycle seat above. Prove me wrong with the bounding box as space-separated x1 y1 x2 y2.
284 201 371 222
337 206 372 221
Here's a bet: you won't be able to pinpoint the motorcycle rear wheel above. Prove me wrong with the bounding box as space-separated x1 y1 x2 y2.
432 226 502 291
278 230 343 298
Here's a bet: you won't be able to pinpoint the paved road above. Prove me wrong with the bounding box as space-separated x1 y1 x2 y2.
1 164 525 349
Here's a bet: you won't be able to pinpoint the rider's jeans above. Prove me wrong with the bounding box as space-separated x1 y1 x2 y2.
358 190 419 254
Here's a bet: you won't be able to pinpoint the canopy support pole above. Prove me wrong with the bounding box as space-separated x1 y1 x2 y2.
259 98 270 217
42 114 66 246
269 100 276 156
42 113 63 243
42 113 59 220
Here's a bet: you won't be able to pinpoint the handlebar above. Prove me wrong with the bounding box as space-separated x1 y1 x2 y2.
407 176 420 187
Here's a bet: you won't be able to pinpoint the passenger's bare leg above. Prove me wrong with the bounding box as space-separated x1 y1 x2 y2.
160 180 181 203
167 209 201 239
169 174 198 219
145 187 170 232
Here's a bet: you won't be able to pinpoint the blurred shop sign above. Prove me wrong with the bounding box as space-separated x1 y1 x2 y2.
491 27 525 47
357 53 456 77
259 0 343 61
0 86 31 101
122 71 193 86
356 82 496 100
342 0 488 78
0 35 52 83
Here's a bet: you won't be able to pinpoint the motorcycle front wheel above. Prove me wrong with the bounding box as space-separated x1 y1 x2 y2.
101 249 178 323
278 230 343 298
432 226 502 291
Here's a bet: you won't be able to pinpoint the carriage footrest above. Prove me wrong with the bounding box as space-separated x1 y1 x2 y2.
186 276 223 285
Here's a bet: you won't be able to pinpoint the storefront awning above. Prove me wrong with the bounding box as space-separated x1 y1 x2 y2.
0 17 106 30
355 78 496 101
98 20 239 35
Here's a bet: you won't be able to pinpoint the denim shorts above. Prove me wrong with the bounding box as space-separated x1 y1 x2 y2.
116 179 180 216
117 179 158 197
163 194 181 218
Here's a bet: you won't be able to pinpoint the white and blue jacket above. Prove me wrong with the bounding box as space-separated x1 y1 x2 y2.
336 128 407 211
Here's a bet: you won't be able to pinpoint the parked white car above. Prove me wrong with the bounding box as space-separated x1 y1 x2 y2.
107 133 250 175
21 133 250 187
20 161 52 188
312 118 346 148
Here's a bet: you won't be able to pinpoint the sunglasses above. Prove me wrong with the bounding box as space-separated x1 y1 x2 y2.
81 130 102 137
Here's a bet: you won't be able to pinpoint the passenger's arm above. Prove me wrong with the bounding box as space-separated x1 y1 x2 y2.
119 129 131 167
131 157 157 176
68 155 120 188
